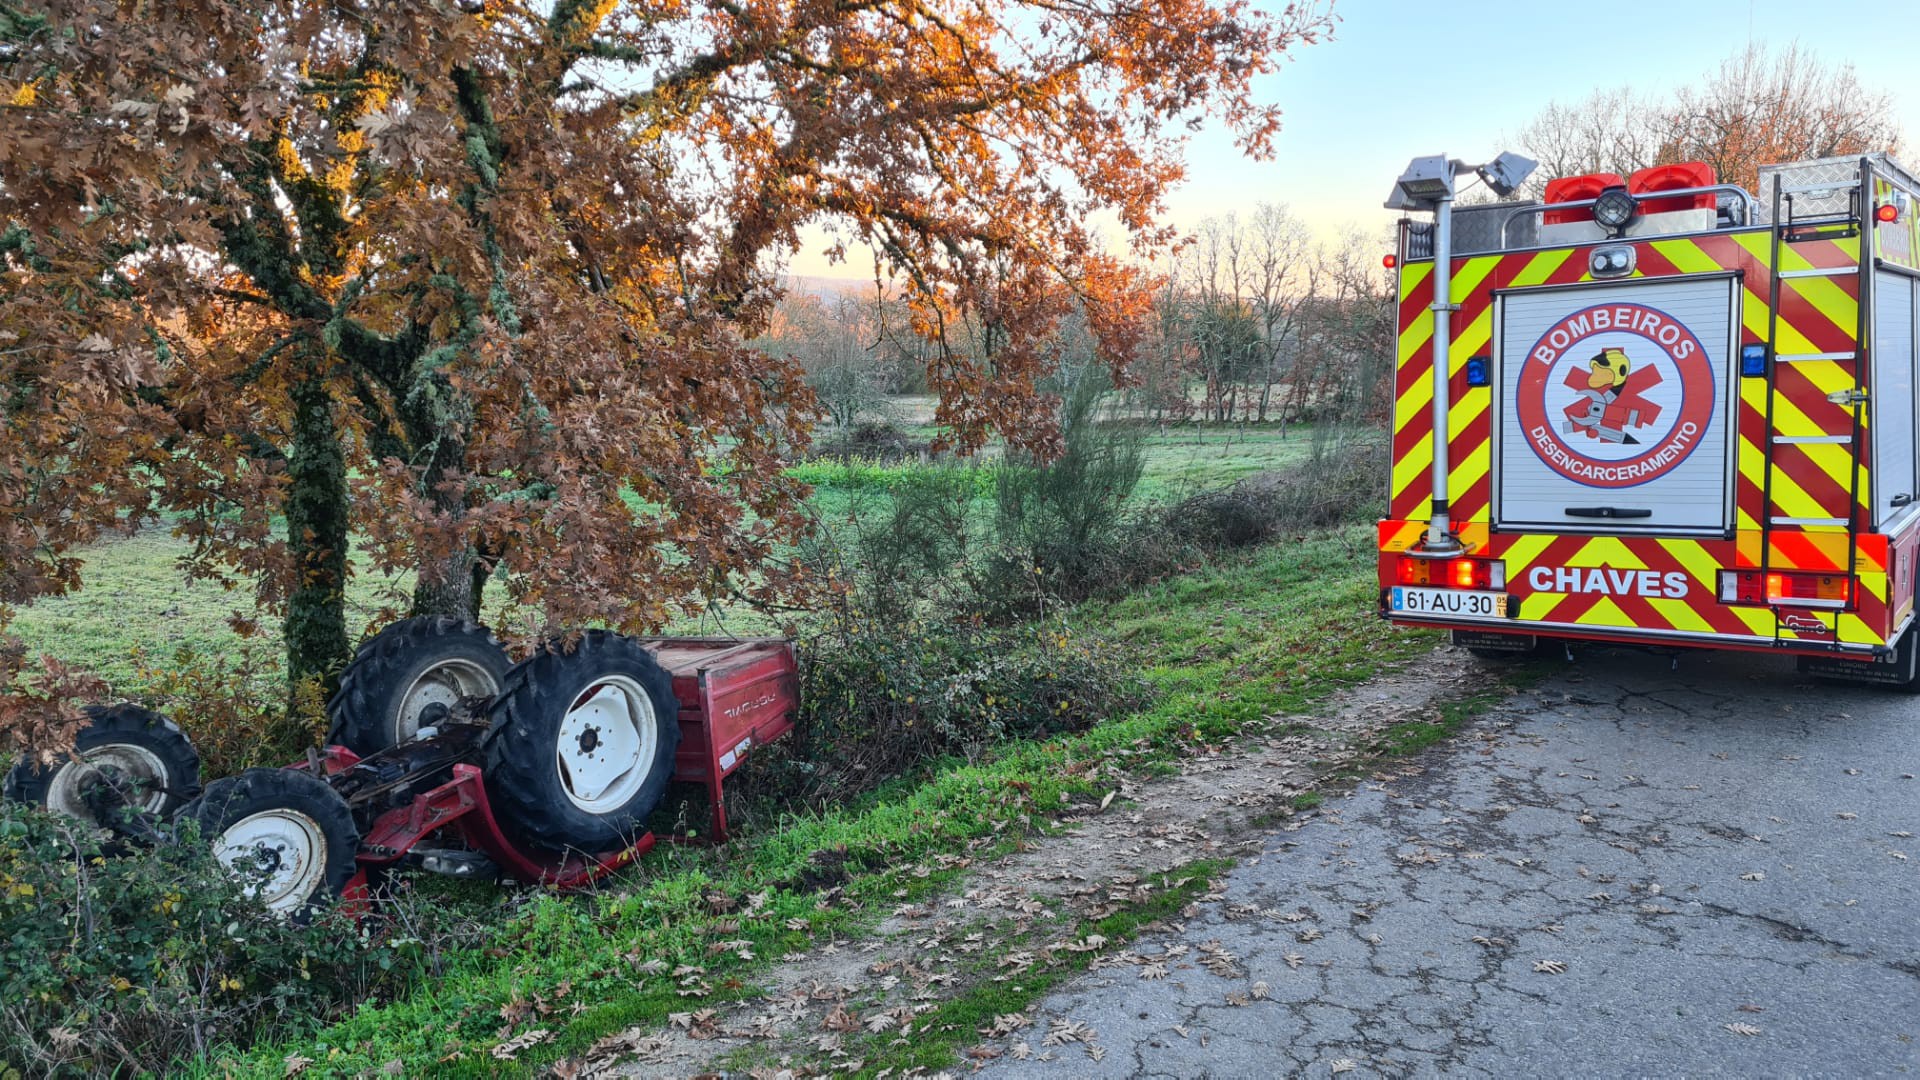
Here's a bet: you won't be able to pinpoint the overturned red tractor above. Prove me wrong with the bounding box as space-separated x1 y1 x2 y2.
3 620 798 918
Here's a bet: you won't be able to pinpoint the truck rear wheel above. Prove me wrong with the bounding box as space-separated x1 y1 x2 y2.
180 768 358 922
327 616 512 756
481 631 680 854
4 704 201 826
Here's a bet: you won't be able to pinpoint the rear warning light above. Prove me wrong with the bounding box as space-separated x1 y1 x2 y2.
1720 570 1850 607
1878 202 1902 224
1383 253 1398 269
1400 557 1505 590
1628 162 1716 215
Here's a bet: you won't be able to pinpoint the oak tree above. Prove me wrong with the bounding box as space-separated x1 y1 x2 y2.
0 0 1331 754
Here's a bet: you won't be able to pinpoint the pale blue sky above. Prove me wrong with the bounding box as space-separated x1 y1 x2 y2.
791 0 1917 276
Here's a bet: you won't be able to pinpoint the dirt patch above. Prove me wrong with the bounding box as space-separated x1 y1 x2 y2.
571 647 1481 1078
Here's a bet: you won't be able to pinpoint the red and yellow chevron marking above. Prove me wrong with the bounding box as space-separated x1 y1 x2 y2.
1379 521 1896 650
1383 224 1912 655
1392 230 1870 531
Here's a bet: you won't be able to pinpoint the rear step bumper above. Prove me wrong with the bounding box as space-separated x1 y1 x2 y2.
1386 605 1895 660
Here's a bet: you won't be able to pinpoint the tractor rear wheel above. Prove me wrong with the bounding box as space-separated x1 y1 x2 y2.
327 616 512 756
180 768 358 922
4 704 201 826
481 631 680 854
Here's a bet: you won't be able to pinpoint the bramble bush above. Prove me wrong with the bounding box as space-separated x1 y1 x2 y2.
0 804 405 1076
792 608 1144 798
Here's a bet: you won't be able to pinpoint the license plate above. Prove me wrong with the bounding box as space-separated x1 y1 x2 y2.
1391 587 1509 618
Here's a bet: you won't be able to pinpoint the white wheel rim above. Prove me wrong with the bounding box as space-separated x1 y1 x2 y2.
46 743 171 819
397 658 497 741
215 810 328 915
555 676 658 814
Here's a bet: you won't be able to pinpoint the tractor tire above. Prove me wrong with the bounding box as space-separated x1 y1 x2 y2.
481 631 681 854
180 767 358 922
326 615 512 756
4 704 201 825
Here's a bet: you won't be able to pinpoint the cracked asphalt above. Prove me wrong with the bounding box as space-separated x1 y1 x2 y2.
983 646 1920 1078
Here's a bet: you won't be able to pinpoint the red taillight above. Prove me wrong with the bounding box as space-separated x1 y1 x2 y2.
1382 253 1398 269
1877 202 1902 224
1398 556 1503 590
1724 570 1850 606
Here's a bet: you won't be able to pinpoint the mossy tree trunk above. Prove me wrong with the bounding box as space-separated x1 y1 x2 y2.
283 346 351 703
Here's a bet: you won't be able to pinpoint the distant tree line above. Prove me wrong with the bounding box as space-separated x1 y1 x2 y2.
1509 43 1903 198
762 208 1397 432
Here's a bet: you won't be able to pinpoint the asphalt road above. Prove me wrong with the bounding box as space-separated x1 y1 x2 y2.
982 645 1920 1078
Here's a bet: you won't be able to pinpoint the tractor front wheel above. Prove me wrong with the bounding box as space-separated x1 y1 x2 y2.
180 768 358 922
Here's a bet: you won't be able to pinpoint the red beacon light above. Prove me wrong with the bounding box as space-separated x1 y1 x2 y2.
1878 202 1903 224
1383 253 1398 269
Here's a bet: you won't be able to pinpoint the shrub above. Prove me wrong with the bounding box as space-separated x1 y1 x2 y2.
988 378 1147 605
791 611 1145 799
1169 433 1388 547
0 804 401 1076
807 420 928 462
127 641 327 778
783 462 1146 799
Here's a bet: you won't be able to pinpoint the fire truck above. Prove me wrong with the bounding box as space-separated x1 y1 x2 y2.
1378 153 1920 687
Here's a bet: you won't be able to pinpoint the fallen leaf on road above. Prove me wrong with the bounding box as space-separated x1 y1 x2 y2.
1725 1022 1763 1036
1284 952 1306 969
978 1013 1028 1038
1533 960 1567 974
1741 872 1765 881
1139 963 1168 980
1893 851 1911 861
1042 1019 1093 1046
1330 1059 1357 1074
1836 812 1858 820
1251 981 1271 1000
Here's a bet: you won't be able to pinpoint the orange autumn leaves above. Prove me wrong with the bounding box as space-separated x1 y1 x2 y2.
0 0 1329 752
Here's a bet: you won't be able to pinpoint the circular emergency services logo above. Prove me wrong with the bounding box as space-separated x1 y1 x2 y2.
1515 302 1716 489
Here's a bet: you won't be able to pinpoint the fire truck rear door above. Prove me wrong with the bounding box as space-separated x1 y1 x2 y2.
1494 276 1740 535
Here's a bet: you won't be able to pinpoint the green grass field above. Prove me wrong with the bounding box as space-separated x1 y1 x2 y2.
10 422 1326 695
